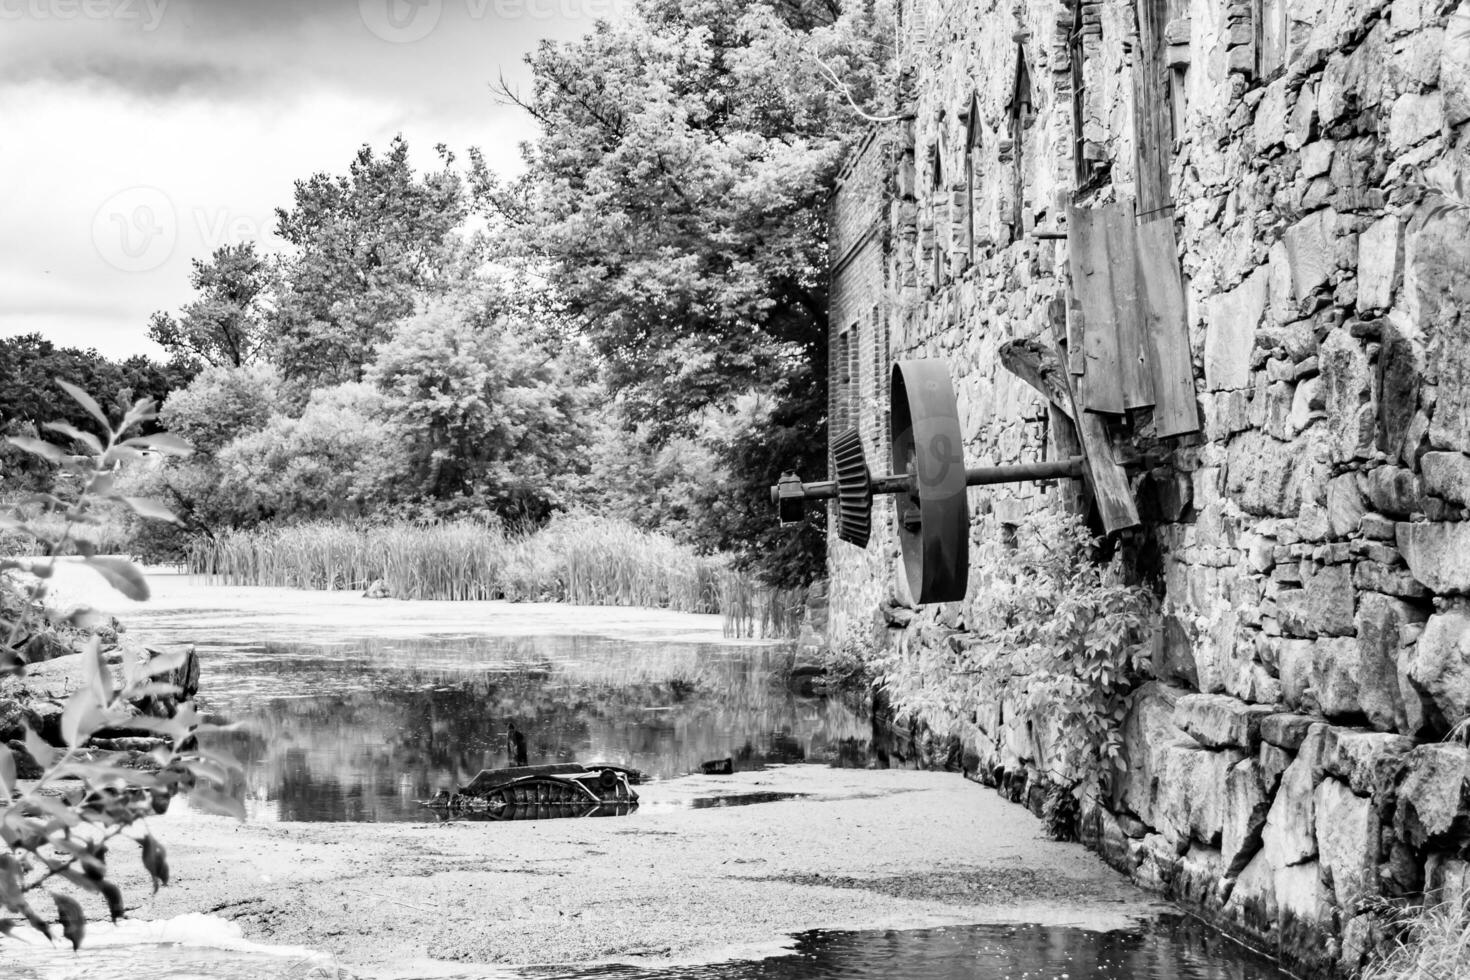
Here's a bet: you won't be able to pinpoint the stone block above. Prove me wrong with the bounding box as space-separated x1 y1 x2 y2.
1422 452 1470 507
1206 268 1269 391
1398 522 1470 594
1320 328 1376 463
1176 694 1279 750
1366 467 1425 518
1356 592 1429 732
1262 712 1321 750
1262 724 1330 867
1278 563 1356 638
1355 559 1430 599
1226 851 1279 937
1315 778 1380 910
1361 513 1397 539
1377 322 1423 463
1115 682 1188 829
1314 637 1363 718
1395 743 1470 848
1445 1 1470 126
1321 727 1414 799
1403 604 1470 728
1262 742 1294 791
1389 92 1444 151
1357 216 1402 312
1282 209 1339 302
1327 474 1366 539
1227 430 1315 517
1225 759 1271 876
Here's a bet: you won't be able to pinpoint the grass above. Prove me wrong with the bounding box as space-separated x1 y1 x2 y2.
1362 896 1470 980
186 515 803 638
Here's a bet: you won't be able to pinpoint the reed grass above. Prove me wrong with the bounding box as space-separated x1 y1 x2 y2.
187 515 803 637
1362 896 1470 980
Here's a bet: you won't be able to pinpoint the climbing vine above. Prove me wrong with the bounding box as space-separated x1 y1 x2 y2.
873 511 1156 798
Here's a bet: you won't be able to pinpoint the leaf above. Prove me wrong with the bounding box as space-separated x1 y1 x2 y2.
99 880 125 923
52 892 85 950
23 727 58 770
0 744 13 798
61 687 111 748
120 497 182 525
145 649 193 677
189 784 247 821
0 854 23 912
82 557 150 602
140 836 169 892
82 636 111 709
120 433 193 457
41 422 103 456
55 379 109 430
5 436 64 464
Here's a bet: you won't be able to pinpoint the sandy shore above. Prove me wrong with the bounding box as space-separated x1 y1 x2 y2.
87 765 1163 977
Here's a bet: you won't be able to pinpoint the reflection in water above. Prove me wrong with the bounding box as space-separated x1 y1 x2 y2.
185 634 893 822
521 918 1287 980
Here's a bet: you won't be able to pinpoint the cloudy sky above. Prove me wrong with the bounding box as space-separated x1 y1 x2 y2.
0 0 624 359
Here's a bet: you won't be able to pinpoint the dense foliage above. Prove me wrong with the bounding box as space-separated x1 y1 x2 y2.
873 513 1157 798
494 0 898 585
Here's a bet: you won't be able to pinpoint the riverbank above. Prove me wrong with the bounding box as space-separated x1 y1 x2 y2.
105 765 1160 977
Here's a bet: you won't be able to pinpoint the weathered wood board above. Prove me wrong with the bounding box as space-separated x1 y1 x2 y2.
1135 217 1200 436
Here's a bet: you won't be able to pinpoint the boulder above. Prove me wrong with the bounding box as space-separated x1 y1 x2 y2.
1279 563 1356 638
1224 759 1271 877
1366 467 1425 518
1319 327 1375 463
1261 712 1321 750
1314 778 1380 911
1261 724 1330 867
1175 694 1278 750
1402 604 1470 728
1422 452 1470 507
1114 683 1188 828
1395 743 1470 848
1326 475 1366 539
1355 592 1428 732
1159 743 1245 850
1398 523 1470 594
1321 728 1414 800
1357 215 1402 311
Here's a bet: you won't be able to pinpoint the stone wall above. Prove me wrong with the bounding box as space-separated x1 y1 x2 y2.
825 0 1470 974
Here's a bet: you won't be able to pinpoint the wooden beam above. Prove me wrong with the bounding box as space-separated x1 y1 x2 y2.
998 338 1074 419
1135 216 1201 436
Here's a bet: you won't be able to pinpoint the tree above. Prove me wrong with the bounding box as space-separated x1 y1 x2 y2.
492 0 896 582
147 243 275 369
366 294 591 522
272 136 473 385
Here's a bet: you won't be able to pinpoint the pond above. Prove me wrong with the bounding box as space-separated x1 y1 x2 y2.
14 573 1292 980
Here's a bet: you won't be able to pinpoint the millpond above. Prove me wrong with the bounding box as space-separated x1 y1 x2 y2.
6 571 1293 980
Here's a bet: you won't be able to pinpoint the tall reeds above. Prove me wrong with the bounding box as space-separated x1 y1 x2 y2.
187 515 803 636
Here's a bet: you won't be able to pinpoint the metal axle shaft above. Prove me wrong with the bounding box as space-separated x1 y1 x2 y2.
773 456 1086 504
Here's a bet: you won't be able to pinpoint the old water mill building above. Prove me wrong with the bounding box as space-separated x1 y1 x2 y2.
805 0 1470 975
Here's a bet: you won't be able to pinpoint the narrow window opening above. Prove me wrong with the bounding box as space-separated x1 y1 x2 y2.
1007 46 1034 242
930 137 946 286
964 93 983 262
1069 0 1090 187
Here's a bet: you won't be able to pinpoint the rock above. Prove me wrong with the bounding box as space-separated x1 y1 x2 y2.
1227 430 1318 517
1160 743 1245 850
1261 723 1330 867
1261 742 1293 791
1276 861 1333 953
1395 743 1470 848
1355 593 1428 732
1115 683 1187 829
1398 523 1470 594
19 630 73 666
6 739 42 779
1320 328 1376 463
1422 452 1470 507
1321 728 1414 800
1225 851 1278 937
1361 513 1397 539
1224 759 1270 877
1313 637 1363 718
1262 712 1320 751
699 758 733 775
1207 269 1270 391
1403 604 1470 728
1354 559 1430 599
1377 323 1422 462
1175 694 1278 750
1326 475 1366 539
1445 1 1470 126
1315 778 1380 911
0 696 26 742
1388 92 1444 151
363 579 392 599
1357 216 1402 311
1283 209 1339 302
1278 563 1356 638
1366 468 1425 518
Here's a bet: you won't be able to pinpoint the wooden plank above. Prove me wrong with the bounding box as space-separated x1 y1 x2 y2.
1049 404 1088 517
1135 216 1200 436
1067 203 1126 414
997 338 1074 419
1105 201 1155 409
1132 0 1173 216
1054 353 1141 534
